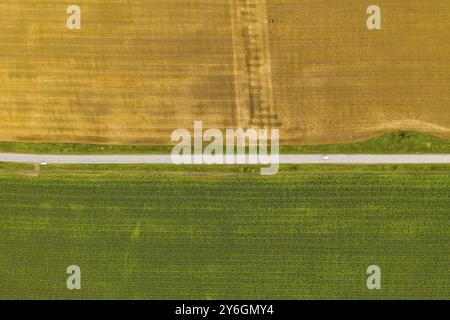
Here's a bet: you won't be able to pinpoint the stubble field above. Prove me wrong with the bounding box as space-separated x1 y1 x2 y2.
268 0 450 144
0 0 449 145
0 0 236 144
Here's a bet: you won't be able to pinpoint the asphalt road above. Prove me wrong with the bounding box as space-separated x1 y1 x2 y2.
0 153 449 164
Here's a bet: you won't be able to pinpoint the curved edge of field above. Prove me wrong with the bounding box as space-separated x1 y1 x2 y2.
0 131 449 155
280 131 450 154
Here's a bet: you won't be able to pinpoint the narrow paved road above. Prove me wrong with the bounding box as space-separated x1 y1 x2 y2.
1 153 449 164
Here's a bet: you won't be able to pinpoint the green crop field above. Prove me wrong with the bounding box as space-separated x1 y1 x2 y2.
0 171 448 299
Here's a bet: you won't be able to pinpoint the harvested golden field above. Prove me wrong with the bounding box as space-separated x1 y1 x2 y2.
0 0 449 145
0 0 236 144
268 0 450 144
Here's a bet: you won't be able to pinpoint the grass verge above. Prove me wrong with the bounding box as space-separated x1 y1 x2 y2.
2 163 450 175
0 131 448 155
